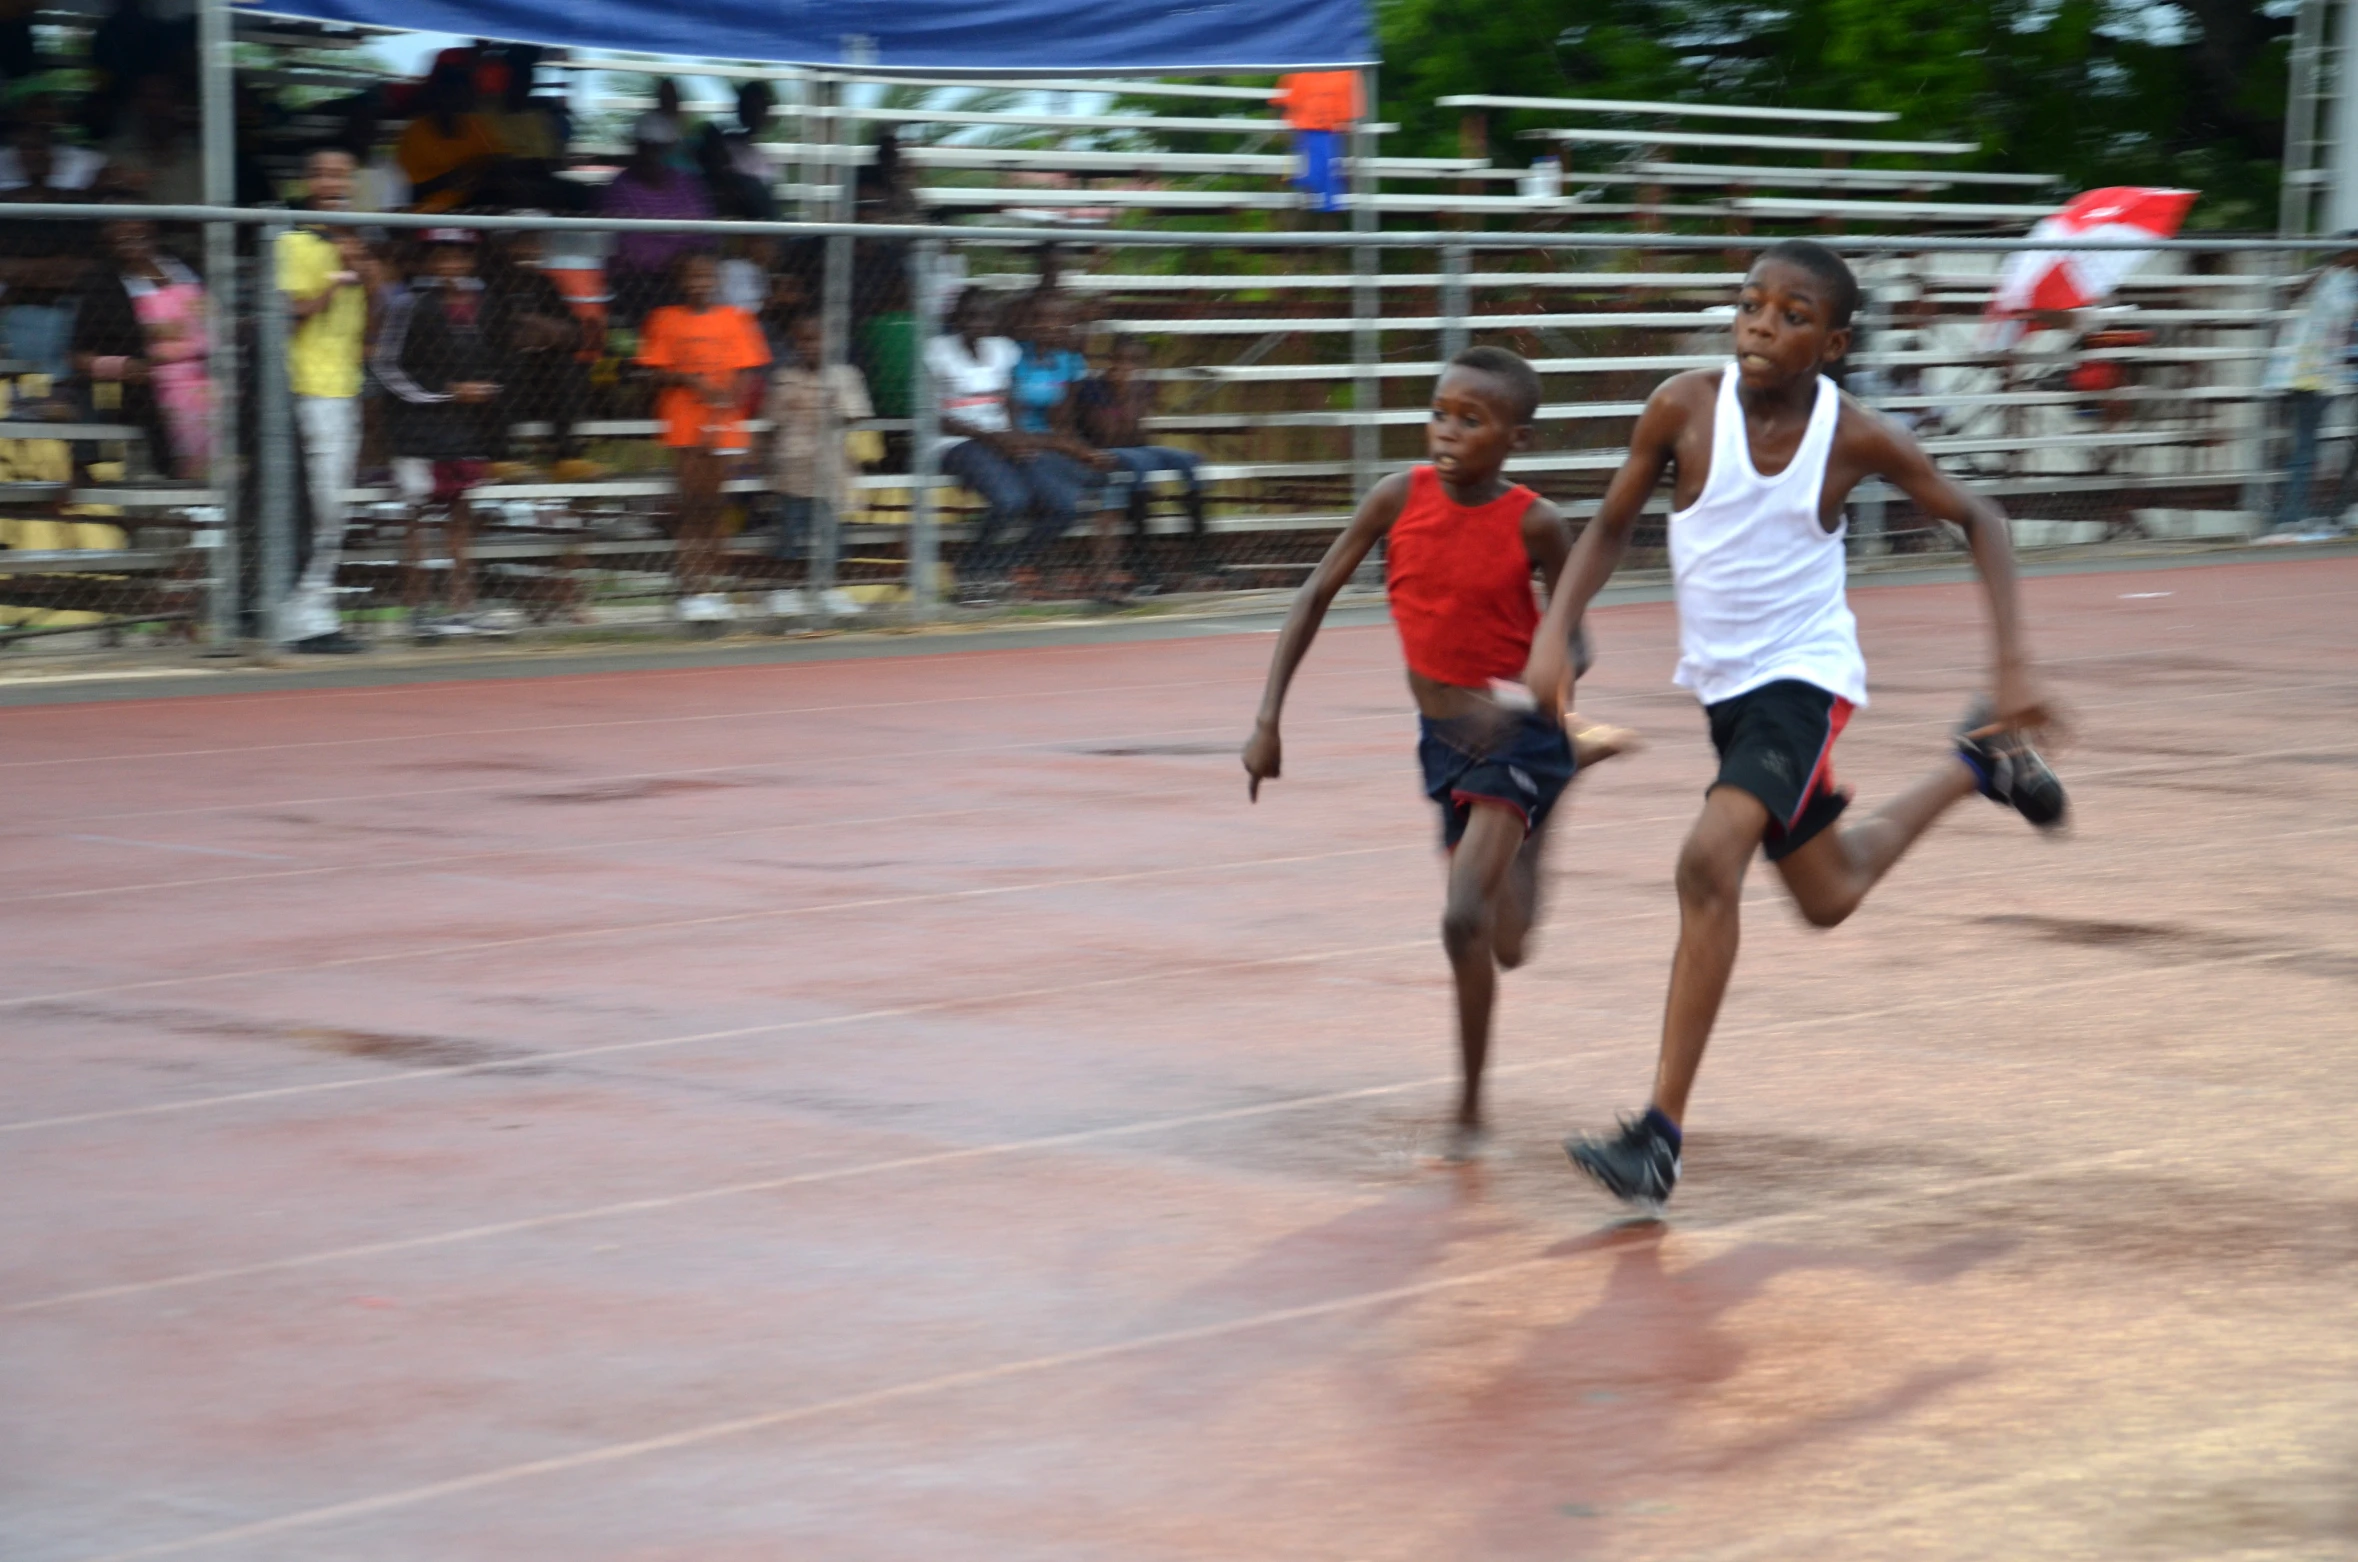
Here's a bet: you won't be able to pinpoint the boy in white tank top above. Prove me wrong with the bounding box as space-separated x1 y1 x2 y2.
1522 240 2068 1212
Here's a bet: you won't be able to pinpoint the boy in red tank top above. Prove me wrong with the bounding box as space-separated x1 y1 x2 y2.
1243 347 1632 1160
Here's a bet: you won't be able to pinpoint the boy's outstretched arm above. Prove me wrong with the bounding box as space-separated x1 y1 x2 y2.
1853 412 2054 733
1243 472 1409 799
1524 384 1688 719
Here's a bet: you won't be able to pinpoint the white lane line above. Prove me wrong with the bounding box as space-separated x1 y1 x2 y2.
62 1139 2171 1562
61 835 299 862
0 935 1439 1137
0 664 1395 771
7 798 2346 1137
0 841 1420 1013
3 941 2280 1314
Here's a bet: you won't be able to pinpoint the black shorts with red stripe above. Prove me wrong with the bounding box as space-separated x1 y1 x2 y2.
1705 679 1855 861
1417 707 1577 850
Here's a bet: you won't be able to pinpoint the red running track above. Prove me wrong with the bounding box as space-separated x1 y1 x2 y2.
3 556 2356 1560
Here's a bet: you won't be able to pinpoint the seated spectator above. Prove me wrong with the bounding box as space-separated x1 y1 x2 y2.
0 97 104 379
928 287 1103 598
764 309 872 616
395 54 502 214
0 78 108 192
598 113 712 326
71 214 208 478
697 80 777 221
476 47 580 212
374 228 500 641
98 69 198 206
855 251 914 422
1006 290 1120 595
1081 333 1208 581
484 227 601 479
636 252 769 624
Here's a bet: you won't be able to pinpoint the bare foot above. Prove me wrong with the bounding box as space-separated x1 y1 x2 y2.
1569 714 1643 769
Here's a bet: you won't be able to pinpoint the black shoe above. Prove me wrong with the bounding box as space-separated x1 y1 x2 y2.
1954 700 2067 828
289 631 366 655
1564 1113 1680 1212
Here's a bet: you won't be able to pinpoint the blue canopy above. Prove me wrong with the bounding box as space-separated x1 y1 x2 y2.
240 0 1375 71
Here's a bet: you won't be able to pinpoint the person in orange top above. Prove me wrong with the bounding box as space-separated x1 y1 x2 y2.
396 56 504 213
637 252 770 622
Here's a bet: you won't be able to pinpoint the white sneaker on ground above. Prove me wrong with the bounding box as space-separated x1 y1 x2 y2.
819 588 863 617
676 593 735 622
766 588 812 617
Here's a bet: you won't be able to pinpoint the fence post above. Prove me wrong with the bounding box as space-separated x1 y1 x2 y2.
255 217 295 638
1350 65 1381 500
813 98 854 610
198 0 241 648
905 236 944 613
1440 241 1469 362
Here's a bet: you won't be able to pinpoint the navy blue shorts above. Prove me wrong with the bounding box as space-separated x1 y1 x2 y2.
1418 707 1577 849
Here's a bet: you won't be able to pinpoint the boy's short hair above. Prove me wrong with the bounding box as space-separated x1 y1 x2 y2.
1446 345 1542 423
1754 239 1860 329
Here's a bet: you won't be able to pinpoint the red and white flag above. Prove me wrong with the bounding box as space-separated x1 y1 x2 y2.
1981 186 2198 349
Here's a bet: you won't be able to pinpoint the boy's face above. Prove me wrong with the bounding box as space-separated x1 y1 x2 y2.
791 317 823 365
1426 367 1530 484
1733 258 1850 390
305 150 355 210
424 242 474 280
680 257 718 308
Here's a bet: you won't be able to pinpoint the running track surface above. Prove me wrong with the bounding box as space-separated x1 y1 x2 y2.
5 557 2355 1562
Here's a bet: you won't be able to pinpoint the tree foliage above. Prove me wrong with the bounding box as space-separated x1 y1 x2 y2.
1376 0 2292 228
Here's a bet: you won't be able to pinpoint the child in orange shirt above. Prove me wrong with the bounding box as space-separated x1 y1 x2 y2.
637 252 771 621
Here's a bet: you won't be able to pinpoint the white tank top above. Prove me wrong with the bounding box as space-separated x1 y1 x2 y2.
1668 365 1868 708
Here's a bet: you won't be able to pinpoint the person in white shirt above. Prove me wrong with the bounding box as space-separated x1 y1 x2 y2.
926 287 1054 590
2262 238 2358 536
1524 240 2067 1212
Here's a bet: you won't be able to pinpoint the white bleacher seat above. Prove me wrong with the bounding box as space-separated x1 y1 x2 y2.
1636 160 2057 188
802 106 1396 136
1436 93 1898 125
1525 126 1977 155
1727 196 2059 220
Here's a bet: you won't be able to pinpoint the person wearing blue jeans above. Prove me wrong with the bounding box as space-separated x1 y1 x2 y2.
2265 242 2358 536
1083 335 1210 587
1003 290 1119 593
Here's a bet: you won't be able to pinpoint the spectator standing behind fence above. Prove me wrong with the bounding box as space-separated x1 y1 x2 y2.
765 310 872 618
375 228 502 643
637 252 770 626
599 113 713 326
275 148 376 653
485 227 602 480
2264 237 2358 541
696 80 777 221
0 86 104 381
72 215 208 479
1083 334 1209 589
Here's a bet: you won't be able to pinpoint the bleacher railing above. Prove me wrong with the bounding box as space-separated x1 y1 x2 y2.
0 202 2333 651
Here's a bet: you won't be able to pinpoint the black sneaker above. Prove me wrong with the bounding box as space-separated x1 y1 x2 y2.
1954 700 2067 829
289 630 366 655
1564 1113 1680 1212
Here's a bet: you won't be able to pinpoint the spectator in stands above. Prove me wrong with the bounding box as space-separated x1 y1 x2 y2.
855 256 914 425
637 251 769 624
1005 290 1119 595
2265 237 2358 539
395 53 502 214
598 112 712 326
375 228 501 641
276 147 377 653
764 308 873 617
927 287 1028 597
0 90 104 380
475 48 575 212
71 215 208 477
1082 333 1208 585
697 80 777 221
484 226 601 481
98 70 198 206
855 128 920 225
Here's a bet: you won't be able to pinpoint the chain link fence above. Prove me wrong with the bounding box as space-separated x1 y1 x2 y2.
0 205 2328 653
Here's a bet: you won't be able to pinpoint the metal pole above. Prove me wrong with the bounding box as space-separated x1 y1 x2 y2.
2284 0 2329 236
815 92 853 607
1350 65 1380 499
198 0 241 647
906 236 943 613
1440 241 1469 361
256 218 295 638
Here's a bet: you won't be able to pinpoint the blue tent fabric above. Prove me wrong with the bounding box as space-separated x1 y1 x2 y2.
240 0 1374 71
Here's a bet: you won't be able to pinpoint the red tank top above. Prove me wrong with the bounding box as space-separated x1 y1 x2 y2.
1386 465 1542 688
